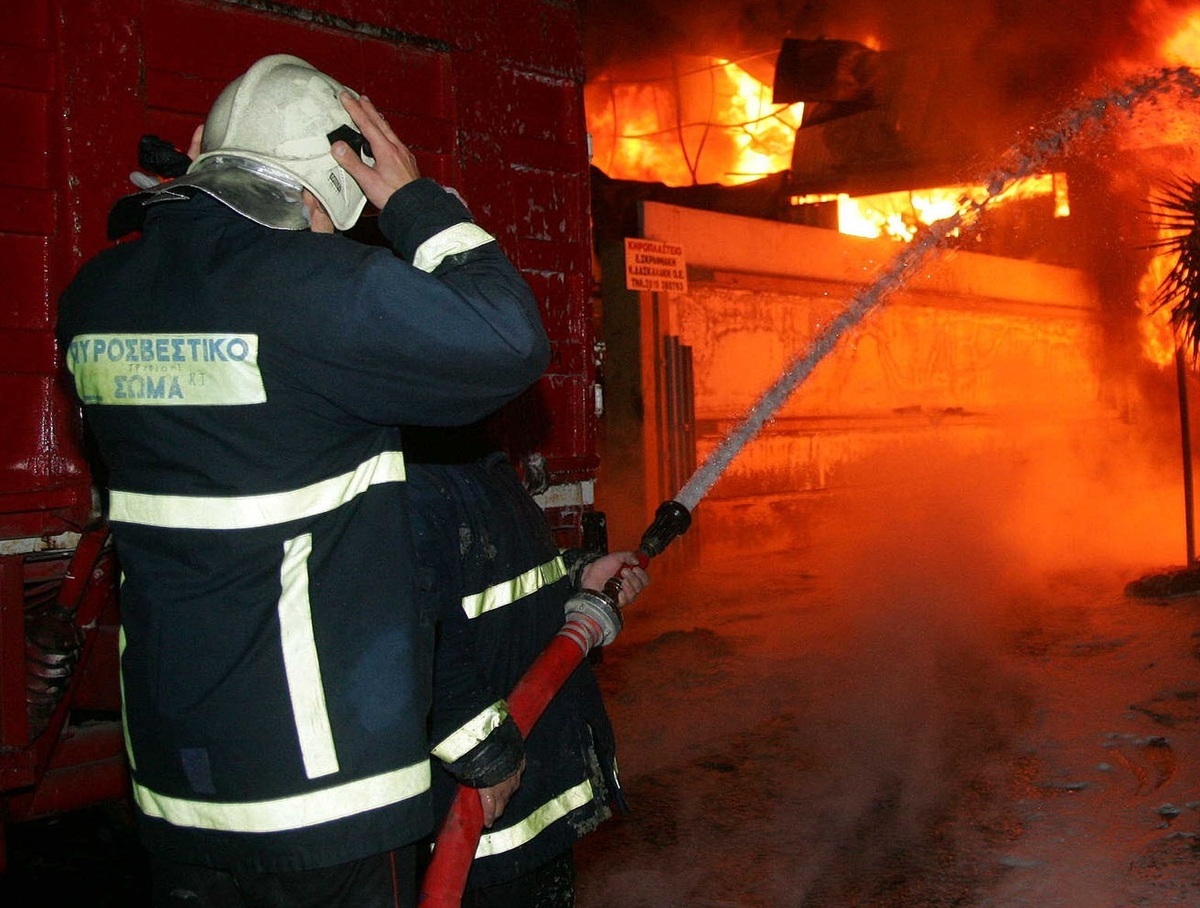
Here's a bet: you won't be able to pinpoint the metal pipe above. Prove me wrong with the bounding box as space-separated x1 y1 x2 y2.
1176 345 1196 566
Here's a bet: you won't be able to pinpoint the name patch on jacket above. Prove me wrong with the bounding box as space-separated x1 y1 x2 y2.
66 333 267 406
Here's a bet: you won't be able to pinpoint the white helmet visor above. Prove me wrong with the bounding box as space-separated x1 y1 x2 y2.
160 155 311 230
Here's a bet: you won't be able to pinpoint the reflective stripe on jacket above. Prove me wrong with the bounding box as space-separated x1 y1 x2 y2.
56 179 550 873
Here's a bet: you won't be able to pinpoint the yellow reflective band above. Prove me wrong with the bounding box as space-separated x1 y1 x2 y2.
132 759 431 834
475 779 593 858
118 623 135 772
431 701 509 763
412 222 495 273
460 556 567 620
67 332 266 406
108 450 407 530
279 534 338 779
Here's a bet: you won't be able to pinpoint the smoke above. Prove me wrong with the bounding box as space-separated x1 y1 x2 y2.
762 416 1184 900
581 0 1200 164
582 417 1189 903
802 414 1188 634
582 0 1193 85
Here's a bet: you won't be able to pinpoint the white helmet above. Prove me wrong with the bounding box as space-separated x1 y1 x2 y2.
174 54 373 231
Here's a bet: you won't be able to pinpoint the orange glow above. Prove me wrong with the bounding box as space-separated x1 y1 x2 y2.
1161 7 1200 64
1136 245 1178 368
791 174 1069 242
1130 5 1200 367
1107 5 1200 157
586 58 803 186
586 48 1067 233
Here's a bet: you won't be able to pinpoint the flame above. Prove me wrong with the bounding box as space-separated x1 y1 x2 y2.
792 174 1069 242
1161 7 1200 64
586 11 1194 374
1136 244 1178 368
720 60 804 182
586 58 803 186
1130 4 1200 368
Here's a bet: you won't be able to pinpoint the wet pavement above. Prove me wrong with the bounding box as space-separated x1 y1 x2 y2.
575 459 1200 907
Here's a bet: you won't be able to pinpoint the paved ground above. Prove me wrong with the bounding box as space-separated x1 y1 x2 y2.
576 448 1200 907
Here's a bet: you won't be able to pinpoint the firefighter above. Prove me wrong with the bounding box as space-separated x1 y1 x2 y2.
403 429 649 907
55 54 550 908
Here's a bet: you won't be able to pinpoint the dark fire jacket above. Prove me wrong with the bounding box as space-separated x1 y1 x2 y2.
407 452 622 890
55 179 550 873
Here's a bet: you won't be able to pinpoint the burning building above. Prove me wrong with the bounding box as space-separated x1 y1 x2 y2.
581 0 1200 558
567 7 1200 906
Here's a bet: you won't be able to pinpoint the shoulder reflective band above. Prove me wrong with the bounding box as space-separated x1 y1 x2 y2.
66 333 266 406
412 222 495 273
131 759 431 834
431 701 509 763
474 779 594 858
108 450 406 530
460 556 567 620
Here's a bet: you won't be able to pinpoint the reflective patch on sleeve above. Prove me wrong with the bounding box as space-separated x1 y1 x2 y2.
431 701 509 763
460 556 567 620
66 333 266 406
412 222 495 273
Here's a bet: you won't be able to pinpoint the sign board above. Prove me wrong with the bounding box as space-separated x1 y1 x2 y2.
624 238 688 293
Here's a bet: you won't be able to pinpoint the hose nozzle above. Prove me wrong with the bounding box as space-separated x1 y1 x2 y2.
595 499 692 641
638 499 692 559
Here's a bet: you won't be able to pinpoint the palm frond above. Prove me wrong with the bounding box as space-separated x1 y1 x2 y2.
1149 176 1200 358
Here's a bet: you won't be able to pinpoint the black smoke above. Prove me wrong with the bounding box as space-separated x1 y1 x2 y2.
581 0 1199 137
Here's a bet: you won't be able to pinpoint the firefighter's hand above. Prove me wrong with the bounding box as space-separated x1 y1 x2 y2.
582 551 650 607
334 92 420 209
478 758 524 828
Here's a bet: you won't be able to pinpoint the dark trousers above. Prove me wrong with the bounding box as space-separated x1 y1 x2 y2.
151 846 418 908
461 850 575 908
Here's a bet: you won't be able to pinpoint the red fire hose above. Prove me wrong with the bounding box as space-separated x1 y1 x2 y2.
418 610 612 906
418 501 691 907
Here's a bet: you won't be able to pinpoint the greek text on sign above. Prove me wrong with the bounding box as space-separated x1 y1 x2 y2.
625 238 688 293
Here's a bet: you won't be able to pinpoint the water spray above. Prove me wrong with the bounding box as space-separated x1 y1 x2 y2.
421 65 1200 906
677 66 1200 513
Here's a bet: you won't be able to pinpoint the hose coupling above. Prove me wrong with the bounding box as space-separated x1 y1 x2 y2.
563 589 623 649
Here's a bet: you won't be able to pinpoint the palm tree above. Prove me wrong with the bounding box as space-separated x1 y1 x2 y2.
1126 176 1200 597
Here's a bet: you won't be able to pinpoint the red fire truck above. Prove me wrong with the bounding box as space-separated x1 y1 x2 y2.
0 0 602 868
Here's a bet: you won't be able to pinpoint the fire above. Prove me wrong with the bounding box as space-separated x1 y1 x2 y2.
793 174 1070 242
1161 6 1200 64
1137 243 1179 369
587 48 1068 234
585 58 803 186
1130 4 1200 368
